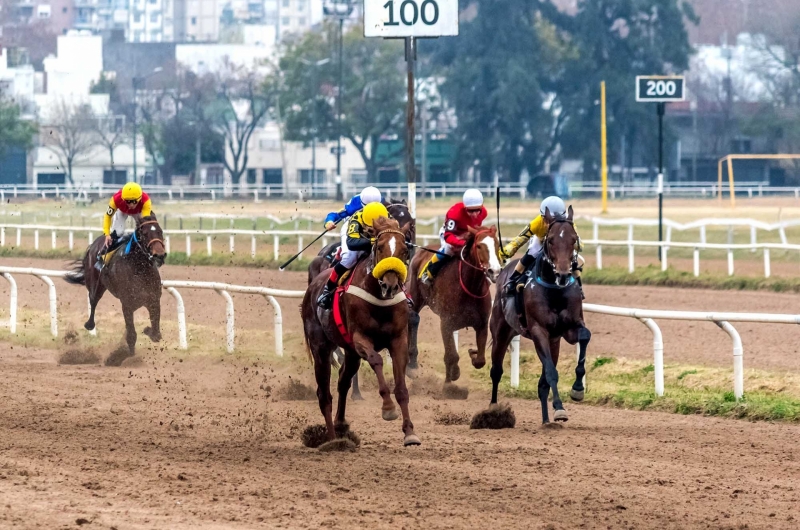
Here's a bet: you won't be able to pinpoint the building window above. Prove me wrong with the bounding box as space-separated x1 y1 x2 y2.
62 7 68 13
297 0 305 11
281 0 290 7
299 169 326 184
134 13 142 23
298 16 305 25
263 169 283 185
149 0 157 4
247 169 258 184
150 12 158 22
281 16 290 26
37 5 51 18
191 16 197 25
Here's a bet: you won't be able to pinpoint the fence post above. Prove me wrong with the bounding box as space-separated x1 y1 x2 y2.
693 248 700 277
165 287 187 350
0 227 4 247
763 248 771 278
207 236 212 256
297 236 304 260
215 289 235 353
34 229 39 250
230 235 235 254
661 246 668 272
628 244 634 273
510 336 521 389
51 231 56 249
165 236 171 254
88 232 93 246
596 245 603 270
750 226 757 252
273 235 279 261
69 231 74 251
716 321 743 400
185 235 191 257
34 274 57 337
16 228 20 247
264 295 284 357
727 249 734 276
638 318 664 397
2 273 17 333
251 236 257 259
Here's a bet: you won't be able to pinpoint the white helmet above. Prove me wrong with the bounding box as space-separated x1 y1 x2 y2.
463 188 484 208
360 186 382 205
540 196 566 217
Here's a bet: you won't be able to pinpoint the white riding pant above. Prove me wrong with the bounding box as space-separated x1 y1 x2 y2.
339 219 365 268
110 210 142 237
525 235 543 257
437 226 459 257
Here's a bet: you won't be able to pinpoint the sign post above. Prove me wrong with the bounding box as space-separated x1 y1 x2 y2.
636 75 685 261
365 0 458 228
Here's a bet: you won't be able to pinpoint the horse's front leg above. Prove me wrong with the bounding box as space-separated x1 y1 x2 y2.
143 298 162 343
389 335 420 446
440 319 460 383
531 329 566 423
564 325 591 401
335 348 362 427
469 322 488 370
352 332 398 421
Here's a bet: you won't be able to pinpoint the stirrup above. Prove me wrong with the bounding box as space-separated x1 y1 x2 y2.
420 272 433 286
504 278 519 296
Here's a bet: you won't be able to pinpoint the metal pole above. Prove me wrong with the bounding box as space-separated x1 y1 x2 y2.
336 16 344 201
405 37 417 226
132 80 138 184
600 81 608 213
657 102 665 261
421 103 427 195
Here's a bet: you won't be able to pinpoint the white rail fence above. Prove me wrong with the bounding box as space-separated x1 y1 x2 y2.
2 265 799 401
0 266 303 357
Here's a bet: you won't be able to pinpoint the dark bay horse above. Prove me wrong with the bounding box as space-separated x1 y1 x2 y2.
406 226 502 385
488 206 591 424
301 216 419 446
65 214 167 365
306 199 416 400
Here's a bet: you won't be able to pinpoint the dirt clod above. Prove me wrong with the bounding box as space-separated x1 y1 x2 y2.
58 349 100 365
470 403 516 430
62 328 80 345
319 438 358 452
278 378 317 401
301 423 361 449
441 383 469 400
434 410 471 426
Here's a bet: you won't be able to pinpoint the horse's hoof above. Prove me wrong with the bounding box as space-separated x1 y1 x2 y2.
143 327 162 343
542 421 564 429
469 349 486 369
447 364 461 382
406 366 419 380
403 434 421 446
382 407 400 421
553 409 569 422
84 321 95 331
351 392 364 401
570 389 585 402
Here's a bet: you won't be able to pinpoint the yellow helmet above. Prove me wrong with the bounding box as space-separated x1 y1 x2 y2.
121 182 143 201
361 202 389 227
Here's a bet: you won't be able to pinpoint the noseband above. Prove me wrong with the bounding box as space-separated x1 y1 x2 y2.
369 228 407 269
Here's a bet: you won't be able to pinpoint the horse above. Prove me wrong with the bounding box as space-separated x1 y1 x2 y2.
405 226 502 386
487 206 591 424
301 216 419 446
307 199 416 283
306 198 416 400
65 215 167 366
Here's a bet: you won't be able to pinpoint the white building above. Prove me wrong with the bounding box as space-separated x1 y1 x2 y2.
173 0 221 42
128 0 175 42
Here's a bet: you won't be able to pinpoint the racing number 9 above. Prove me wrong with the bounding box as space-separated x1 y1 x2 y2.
445 219 456 231
383 0 439 26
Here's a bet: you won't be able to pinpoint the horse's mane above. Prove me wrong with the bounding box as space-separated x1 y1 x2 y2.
383 198 407 206
372 216 400 232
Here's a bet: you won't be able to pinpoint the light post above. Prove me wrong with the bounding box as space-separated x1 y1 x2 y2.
299 57 331 191
323 0 354 200
131 67 162 184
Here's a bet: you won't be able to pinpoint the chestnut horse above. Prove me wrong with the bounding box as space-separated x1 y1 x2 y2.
65 214 167 365
306 199 415 401
488 206 591 424
301 216 419 446
406 226 502 384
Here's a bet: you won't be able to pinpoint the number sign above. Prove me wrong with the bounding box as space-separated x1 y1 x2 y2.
364 0 459 37
635 76 685 102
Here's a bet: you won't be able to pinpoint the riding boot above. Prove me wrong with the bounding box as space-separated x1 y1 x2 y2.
317 263 348 309
504 253 535 295
421 254 447 285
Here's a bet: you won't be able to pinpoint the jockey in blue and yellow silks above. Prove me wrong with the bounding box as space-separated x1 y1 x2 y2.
323 186 382 231
317 201 389 309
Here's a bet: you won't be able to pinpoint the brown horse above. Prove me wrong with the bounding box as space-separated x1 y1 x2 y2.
301 216 419 446
65 215 167 365
488 206 591 424
406 226 502 384
306 199 415 401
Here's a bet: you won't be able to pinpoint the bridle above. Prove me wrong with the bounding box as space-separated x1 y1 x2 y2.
134 220 165 262
369 227 407 270
457 228 496 299
386 202 414 242
541 217 579 279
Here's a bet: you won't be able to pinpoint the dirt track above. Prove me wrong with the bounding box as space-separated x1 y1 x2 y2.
0 342 798 530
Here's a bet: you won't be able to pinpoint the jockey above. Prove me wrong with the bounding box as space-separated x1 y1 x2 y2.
317 201 390 309
419 188 487 285
323 185 382 231
502 195 584 298
97 182 152 269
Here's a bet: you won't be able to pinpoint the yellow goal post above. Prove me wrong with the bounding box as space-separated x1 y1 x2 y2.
718 154 800 207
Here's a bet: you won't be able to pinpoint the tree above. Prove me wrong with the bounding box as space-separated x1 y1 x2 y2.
276 24 406 180
90 114 127 176
41 102 98 186
0 98 37 158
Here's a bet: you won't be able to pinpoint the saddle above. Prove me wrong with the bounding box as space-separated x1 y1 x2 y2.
99 233 133 265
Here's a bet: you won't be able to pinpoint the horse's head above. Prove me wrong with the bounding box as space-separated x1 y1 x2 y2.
136 214 167 268
370 216 412 299
384 199 416 243
543 205 578 287
466 225 503 283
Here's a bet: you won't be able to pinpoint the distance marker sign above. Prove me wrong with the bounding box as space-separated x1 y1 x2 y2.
635 75 685 102
364 0 459 37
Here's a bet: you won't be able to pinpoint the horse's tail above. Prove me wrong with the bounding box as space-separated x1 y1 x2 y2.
64 259 87 286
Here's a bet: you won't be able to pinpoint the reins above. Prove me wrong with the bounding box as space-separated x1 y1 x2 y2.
539 218 578 290
456 229 495 299
134 220 164 262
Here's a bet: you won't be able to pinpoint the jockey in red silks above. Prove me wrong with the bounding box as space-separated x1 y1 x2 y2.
418 188 487 285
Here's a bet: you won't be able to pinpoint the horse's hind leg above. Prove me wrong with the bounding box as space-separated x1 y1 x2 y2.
389 335 420 446
310 339 336 441
565 326 591 402
143 299 162 343
537 371 550 423
489 320 516 405
353 332 398 421
85 281 106 331
407 310 421 373
350 370 363 401
106 303 136 366
335 349 361 427
440 320 460 383
531 331 566 422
